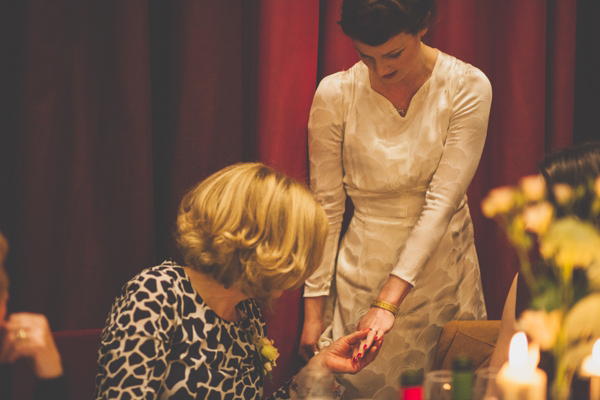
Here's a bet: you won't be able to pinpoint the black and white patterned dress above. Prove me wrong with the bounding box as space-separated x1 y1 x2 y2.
94 262 291 399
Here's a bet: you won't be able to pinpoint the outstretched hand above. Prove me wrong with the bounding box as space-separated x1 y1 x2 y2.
314 328 382 374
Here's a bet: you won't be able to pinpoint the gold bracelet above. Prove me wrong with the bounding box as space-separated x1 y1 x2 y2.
370 300 399 317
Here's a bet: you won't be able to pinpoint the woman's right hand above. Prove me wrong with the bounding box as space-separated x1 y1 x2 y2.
312 329 382 374
0 312 63 379
299 296 327 361
299 316 324 361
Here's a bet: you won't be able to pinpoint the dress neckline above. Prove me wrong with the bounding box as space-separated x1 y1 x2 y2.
178 265 253 327
365 49 442 119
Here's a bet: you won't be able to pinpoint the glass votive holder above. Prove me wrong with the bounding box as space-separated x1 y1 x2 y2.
424 370 453 400
473 367 500 400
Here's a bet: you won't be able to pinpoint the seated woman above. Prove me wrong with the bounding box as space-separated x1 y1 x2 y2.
0 231 67 400
489 142 600 394
94 162 382 399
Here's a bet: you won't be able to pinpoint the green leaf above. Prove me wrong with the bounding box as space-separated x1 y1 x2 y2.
531 276 562 311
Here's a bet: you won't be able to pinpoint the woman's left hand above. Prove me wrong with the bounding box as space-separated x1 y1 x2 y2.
354 307 395 359
354 275 412 359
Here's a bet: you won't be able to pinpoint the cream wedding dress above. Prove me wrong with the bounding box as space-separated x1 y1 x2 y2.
305 51 491 399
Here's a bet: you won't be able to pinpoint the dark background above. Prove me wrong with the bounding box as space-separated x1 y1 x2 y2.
1 0 597 391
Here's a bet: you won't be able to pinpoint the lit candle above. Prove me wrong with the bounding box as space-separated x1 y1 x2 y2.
581 339 600 400
496 332 547 400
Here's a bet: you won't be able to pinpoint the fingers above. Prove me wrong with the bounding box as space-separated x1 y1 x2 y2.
359 336 383 368
351 328 377 362
1 313 51 360
352 341 360 363
360 328 377 354
345 328 370 344
349 335 384 373
1 324 31 363
348 328 379 363
321 330 384 374
1 313 63 378
5 313 51 337
344 329 369 363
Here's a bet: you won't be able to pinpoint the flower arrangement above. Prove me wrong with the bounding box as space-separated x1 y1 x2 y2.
246 327 280 382
482 173 600 399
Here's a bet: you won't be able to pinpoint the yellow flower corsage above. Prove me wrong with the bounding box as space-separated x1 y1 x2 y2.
246 327 279 382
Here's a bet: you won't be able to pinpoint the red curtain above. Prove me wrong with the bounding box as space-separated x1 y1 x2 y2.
1 1 158 330
0 0 578 394
254 1 321 391
0 1 250 328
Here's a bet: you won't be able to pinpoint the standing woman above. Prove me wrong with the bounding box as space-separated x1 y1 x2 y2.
300 0 491 397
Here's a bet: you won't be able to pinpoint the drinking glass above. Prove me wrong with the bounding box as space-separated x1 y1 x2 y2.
472 367 500 400
424 370 453 400
293 362 334 399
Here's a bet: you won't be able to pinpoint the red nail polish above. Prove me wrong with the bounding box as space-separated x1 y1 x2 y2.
357 353 362 358
374 336 378 340
364 344 368 349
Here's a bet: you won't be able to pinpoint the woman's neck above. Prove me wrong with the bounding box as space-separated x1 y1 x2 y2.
368 43 438 114
183 267 249 322
391 43 436 90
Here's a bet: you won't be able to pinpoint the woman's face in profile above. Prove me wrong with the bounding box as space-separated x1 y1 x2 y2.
353 29 426 84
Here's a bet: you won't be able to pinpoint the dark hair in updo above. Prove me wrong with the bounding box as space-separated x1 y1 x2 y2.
539 141 600 225
539 141 600 189
339 0 437 46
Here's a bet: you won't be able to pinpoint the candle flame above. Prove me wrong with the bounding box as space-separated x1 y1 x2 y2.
508 332 528 369
581 338 600 377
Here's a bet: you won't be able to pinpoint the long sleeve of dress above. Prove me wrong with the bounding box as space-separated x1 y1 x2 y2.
94 270 176 399
390 66 492 285
304 74 347 297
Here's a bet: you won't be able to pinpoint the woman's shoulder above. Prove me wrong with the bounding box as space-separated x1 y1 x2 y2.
120 261 189 301
316 61 365 95
103 262 189 339
436 51 491 92
311 61 366 118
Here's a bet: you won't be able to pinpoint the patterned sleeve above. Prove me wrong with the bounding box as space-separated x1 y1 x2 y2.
94 268 177 399
390 65 492 284
303 73 347 297
264 380 292 400
265 367 345 399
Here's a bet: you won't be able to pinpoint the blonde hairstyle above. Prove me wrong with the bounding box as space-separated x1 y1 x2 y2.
176 163 328 304
0 231 8 298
